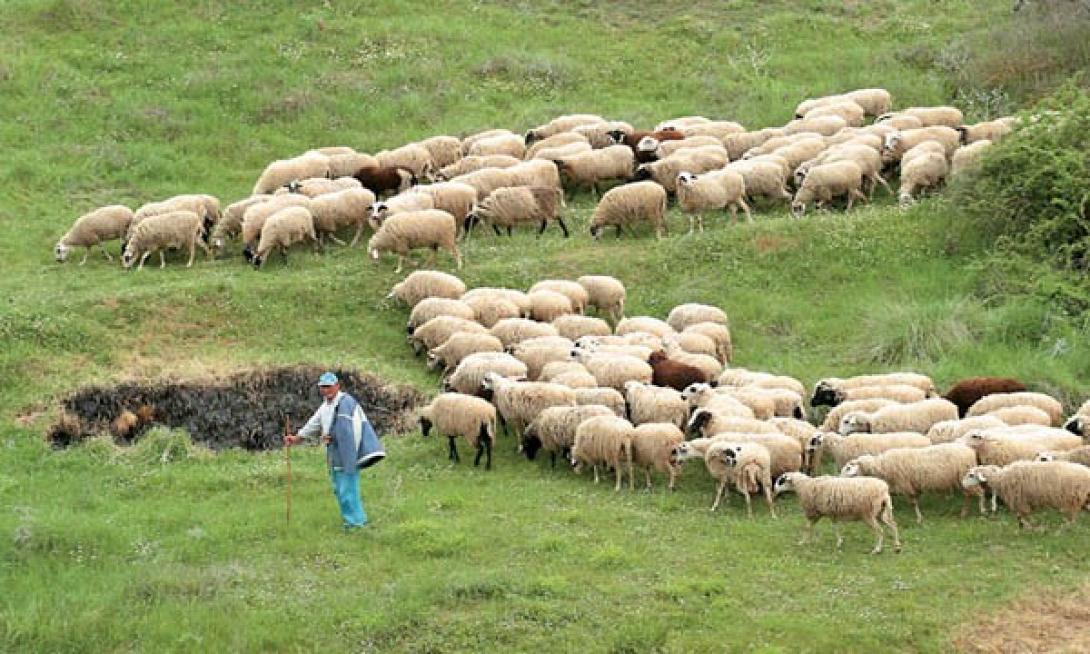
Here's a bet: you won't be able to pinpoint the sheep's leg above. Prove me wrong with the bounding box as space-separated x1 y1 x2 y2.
137 251 151 271
644 468 652 491
447 436 459 463
850 188 868 208
328 234 347 247
739 198 753 223
537 221 547 237
98 244 114 262
349 224 365 248
491 225 502 236
79 249 90 265
874 173 892 196
960 491 974 518
880 502 901 552
764 485 776 518
834 523 846 550
667 466 677 491
592 464 600 484
506 226 513 237
911 496 924 525
186 242 197 268
741 488 753 518
394 255 404 274
450 244 463 270
473 439 484 467
484 436 492 470
159 251 167 269
197 238 211 261
549 451 556 468
556 217 569 238
710 479 728 511
614 463 623 492
799 518 818 546
427 247 438 267
863 517 883 554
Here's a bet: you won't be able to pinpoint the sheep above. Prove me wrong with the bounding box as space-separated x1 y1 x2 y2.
240 194 312 260
1064 401 1090 438
624 423 685 491
251 206 319 268
892 106 964 129
612 128 687 162
412 182 479 231
926 415 1008 444
653 136 724 159
796 144 890 198
674 170 750 231
771 138 828 175
963 429 1082 467
551 315 611 341
467 133 526 159
553 146 635 195
55 205 133 264
418 393 496 469
769 417 820 470
1036 446 1090 467
841 442 981 523
276 176 363 198
794 93 851 118
574 387 627 417
461 294 521 329
211 195 271 252
589 181 668 240
367 209 461 273
521 405 615 467
950 140 993 176
307 187 377 247
729 386 804 420
427 332 505 372
531 141 594 162
507 159 562 191
813 383 929 408
550 370 599 389
326 152 378 178
409 315 488 354
942 377 1028 417
523 289 572 323
407 298 476 334
480 372 577 442
961 461 1090 529
511 340 577 381
633 147 729 194
570 415 635 491
654 116 711 131
687 409 778 439
805 100 867 127
839 398 958 435
723 129 784 160
966 392 1063 427
985 405 1053 427
527 280 588 314
784 115 848 137
436 155 520 180
462 129 517 155
897 145 949 206
815 373 936 397
369 192 435 230
449 167 515 202
571 351 653 392
723 159 792 204
252 152 330 195
875 113 924 131
539 361 589 382
442 352 528 396
681 383 756 421
684 323 733 364
812 432 932 471
715 441 778 517
418 135 464 169
791 160 867 216
613 317 672 340
957 118 1015 145
524 114 605 144
665 332 718 361
717 369 805 397
121 210 210 270
773 472 901 554
881 127 960 162
843 89 893 117
462 287 532 318
376 143 435 181
573 275 625 325
131 194 221 244
525 132 589 159
489 318 559 348
573 121 634 149
465 186 568 238
664 304 728 333
700 431 802 479
819 399 897 433
386 270 466 305
624 381 689 428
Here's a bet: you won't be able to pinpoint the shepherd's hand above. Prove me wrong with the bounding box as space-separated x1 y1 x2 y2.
284 434 301 446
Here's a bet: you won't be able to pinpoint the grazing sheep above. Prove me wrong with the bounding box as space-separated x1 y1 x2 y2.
769 417 820 471
410 315 488 354
490 318 559 348
528 280 588 313
449 167 515 202
806 100 866 126
791 160 867 216
724 159 793 204
684 323 733 364
629 423 685 490
571 351 654 392
387 270 466 305
419 135 464 169
796 144 890 198
841 443 980 523
251 206 319 268
675 170 750 231
633 147 729 193
369 192 435 230
875 113 924 131
926 415 1008 444
436 155 520 180
819 399 897 433
716 442 777 517
687 409 778 439
957 118 1015 145
526 290 574 323
774 472 901 554
525 114 605 144
480 372 577 442
525 132 589 159
306 187 377 247
624 381 689 428
966 392 1063 427
211 195 272 252
943 377 1028 417
1036 446 1090 467
522 405 615 467
368 209 462 273
462 294 521 329
718 369 805 397
510 339 577 381
427 332 504 372
816 373 936 397
681 383 756 419
539 361 590 382
462 129 517 154
575 387 628 417
893 106 964 129
576 275 626 325
589 181 668 240
723 129 785 160
572 121 635 148
323 151 379 178
468 133 526 159
462 287 532 317
785 115 848 137
986 405 1053 427
553 145 636 195
413 182 479 231
898 145 949 206
961 461 1090 529
252 153 330 195
666 304 728 332
376 143 435 181
570 415 635 491
507 159 563 191
813 431 932 471
131 194 221 245
418 393 497 469
950 140 993 176
121 210 210 270
442 352 528 396
963 429 1082 467
843 88 893 117
551 315 611 341
239 195 311 259
840 398 958 435
407 298 476 333
465 186 568 238
55 205 133 264
882 127 960 162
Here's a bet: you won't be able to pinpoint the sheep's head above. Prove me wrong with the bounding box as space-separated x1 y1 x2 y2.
809 381 840 407
370 202 389 221
632 164 653 182
286 180 303 194
882 132 902 153
606 129 626 145
840 458 867 477
962 430 987 448
251 252 266 269
589 224 602 241
669 441 699 465
790 198 808 218
680 382 712 405
647 350 668 365
676 171 697 187
838 413 871 435
463 205 481 233
54 242 69 262
773 472 800 496
686 408 712 437
418 415 433 437
425 351 443 371
718 446 742 467
806 433 825 455
121 247 137 269
1064 415 1085 437
961 467 988 489
1036 451 1056 462
636 136 660 153
524 129 540 145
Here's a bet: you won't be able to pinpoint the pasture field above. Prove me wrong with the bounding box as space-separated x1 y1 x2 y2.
2 1 1090 651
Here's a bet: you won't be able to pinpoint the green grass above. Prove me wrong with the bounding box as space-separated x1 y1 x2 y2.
2 1 1090 651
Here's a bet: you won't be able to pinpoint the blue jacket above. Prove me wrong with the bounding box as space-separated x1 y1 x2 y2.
327 393 385 473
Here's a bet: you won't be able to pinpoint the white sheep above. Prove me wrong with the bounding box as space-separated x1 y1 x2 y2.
509 338 576 380
675 170 751 231
521 404 615 467
631 423 685 491
442 352 528 396
806 100 866 127
791 160 867 216
121 210 210 270
589 181 668 240
369 192 435 230
570 415 635 491
466 186 567 239
489 318 559 348
211 195 272 252
462 294 521 329
376 143 435 181
723 128 784 160
437 155 519 180
985 405 1053 427
634 147 729 193
412 182 479 233
468 133 526 159
418 393 497 469
813 431 932 471
387 270 467 305
524 114 605 144
252 152 331 195
718 441 777 517
367 209 462 273
961 461 1090 529
724 159 793 204
881 126 960 162
966 392 1063 427
925 415 1008 444
276 176 361 197
654 136 723 159
950 140 993 177
307 187 377 247
687 409 778 439
251 206 319 268
962 428 1083 467
325 151 378 178
524 132 589 159
481 372 577 443
410 316 488 354
684 323 733 364
624 381 689 429
462 287 532 317
551 315 611 341
418 136 464 169
553 145 635 195
892 106 964 128
531 141 593 162
784 115 848 137
575 387 628 417
573 120 634 148
956 118 1015 145
462 129 517 155
677 120 745 140
55 205 134 264
839 398 958 435
528 289 575 323
665 332 718 360
897 145 949 206
571 350 653 392
1036 445 1090 467
701 432 802 478
426 332 504 372
240 194 311 259
773 472 901 554
507 159 562 191
841 442 981 523
616 316 675 339
407 298 476 333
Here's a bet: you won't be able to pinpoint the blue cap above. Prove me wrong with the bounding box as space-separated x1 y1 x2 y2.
317 372 338 387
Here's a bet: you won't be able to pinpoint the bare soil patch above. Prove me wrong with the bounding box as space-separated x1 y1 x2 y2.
953 583 1090 653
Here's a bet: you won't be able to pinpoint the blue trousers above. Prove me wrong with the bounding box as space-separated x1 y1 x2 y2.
329 469 367 528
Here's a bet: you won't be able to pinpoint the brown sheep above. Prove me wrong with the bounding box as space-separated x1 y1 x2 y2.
944 377 1028 418
648 350 708 392
353 165 415 197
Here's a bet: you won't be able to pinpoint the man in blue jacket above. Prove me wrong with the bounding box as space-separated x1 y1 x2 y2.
284 372 385 531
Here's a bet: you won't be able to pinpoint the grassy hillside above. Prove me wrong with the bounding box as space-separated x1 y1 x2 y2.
3 1 1089 651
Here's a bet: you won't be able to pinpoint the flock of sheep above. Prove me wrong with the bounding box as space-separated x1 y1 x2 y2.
393 269 1090 554
53 87 1015 271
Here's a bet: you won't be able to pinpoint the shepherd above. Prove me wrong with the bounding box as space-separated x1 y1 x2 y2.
284 372 385 531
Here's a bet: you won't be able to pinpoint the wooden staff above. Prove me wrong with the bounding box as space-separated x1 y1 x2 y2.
284 417 293 527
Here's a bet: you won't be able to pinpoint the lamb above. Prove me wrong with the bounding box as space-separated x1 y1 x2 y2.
121 210 210 270
841 443 981 523
966 392 1063 427
489 318 559 348
570 415 635 491
1036 446 1090 467
240 194 312 260
442 352 528 396
961 461 1090 529
521 405 615 467
773 472 901 554
589 181 668 240
465 186 568 238
839 398 958 435
308 187 377 247
251 206 319 268
724 159 793 204
418 135 464 169
369 192 435 230
407 298 476 333
957 118 1015 144
942 376 1028 417
553 146 636 195
985 405 1053 427
418 393 497 469
252 152 330 195
897 145 949 206
480 372 577 442
436 155 519 180
575 387 628 417
461 294 521 329
551 315 611 341
467 133 526 159
791 160 867 216
409 315 488 354
881 127 960 162
524 114 605 144
367 209 462 273
623 381 689 428
950 140 993 176
386 270 466 305
375 143 435 181
812 431 932 471
963 429 1083 467
571 351 653 392
926 415 1008 444
426 332 505 372
55 205 134 264
412 182 479 231
629 423 686 490
211 195 271 252
633 148 730 193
